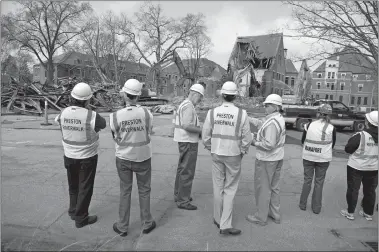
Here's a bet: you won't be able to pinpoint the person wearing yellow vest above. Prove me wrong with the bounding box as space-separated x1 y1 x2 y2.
202 81 252 236
55 82 106 228
299 104 336 214
110 79 156 236
246 94 286 226
173 83 204 210
341 111 378 221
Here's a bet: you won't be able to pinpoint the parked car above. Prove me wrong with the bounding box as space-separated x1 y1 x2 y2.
282 100 366 131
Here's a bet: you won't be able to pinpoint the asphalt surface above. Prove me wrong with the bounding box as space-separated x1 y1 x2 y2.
1 112 377 251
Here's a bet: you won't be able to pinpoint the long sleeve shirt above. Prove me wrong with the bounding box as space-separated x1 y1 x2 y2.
250 114 279 151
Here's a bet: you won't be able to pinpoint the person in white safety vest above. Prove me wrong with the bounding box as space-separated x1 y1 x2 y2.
299 104 336 214
173 83 204 210
341 111 378 221
202 81 252 236
55 82 106 228
110 79 156 236
246 94 286 226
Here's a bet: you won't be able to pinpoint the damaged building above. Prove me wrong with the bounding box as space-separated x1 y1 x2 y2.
227 33 296 97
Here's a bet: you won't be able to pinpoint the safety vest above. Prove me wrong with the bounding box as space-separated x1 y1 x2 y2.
56 106 99 159
208 103 246 156
110 105 152 162
302 120 334 162
256 112 286 161
173 99 200 143
347 131 378 171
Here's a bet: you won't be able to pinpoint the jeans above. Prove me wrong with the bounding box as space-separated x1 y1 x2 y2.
299 159 329 213
64 154 98 224
174 142 198 207
254 159 283 222
211 154 242 229
115 157 154 232
346 165 378 215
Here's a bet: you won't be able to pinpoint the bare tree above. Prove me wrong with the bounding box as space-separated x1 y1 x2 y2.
118 1 206 95
284 1 378 74
2 0 92 85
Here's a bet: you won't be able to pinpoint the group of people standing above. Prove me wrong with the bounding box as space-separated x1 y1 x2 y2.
55 79 377 237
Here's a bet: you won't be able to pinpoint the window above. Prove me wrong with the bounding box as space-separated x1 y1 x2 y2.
333 64 336 67
316 94 319 99
334 101 349 111
326 83 330 88
341 73 346 79
353 74 358 80
317 83 321 89
327 72 331 79
331 83 335 90
357 97 362 105
291 77 295 87
317 73 322 78
285 76 289 85
358 84 363 92
331 72 335 79
340 82 345 90
339 96 343 102
373 99 376 105
330 95 333 100
351 96 355 105
364 97 368 105
328 64 332 67
168 74 171 79
325 94 329 99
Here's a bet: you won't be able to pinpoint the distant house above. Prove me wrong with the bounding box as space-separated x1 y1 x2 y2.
311 48 377 112
284 59 299 90
159 58 226 97
32 51 150 86
227 33 290 97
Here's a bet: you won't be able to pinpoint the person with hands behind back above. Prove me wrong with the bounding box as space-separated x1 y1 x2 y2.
246 94 286 226
173 83 204 210
202 81 252 236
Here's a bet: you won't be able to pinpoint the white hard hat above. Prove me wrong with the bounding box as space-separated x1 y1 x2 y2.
263 94 282 106
221 81 238 95
365 111 378 127
189 83 204 96
121 79 142 96
71 82 93 100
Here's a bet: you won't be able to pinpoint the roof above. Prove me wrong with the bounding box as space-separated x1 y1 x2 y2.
314 48 374 73
36 51 150 73
285 59 298 73
233 33 283 59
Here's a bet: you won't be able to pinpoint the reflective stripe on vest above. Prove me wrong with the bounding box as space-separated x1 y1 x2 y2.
58 109 98 146
210 107 243 140
174 100 196 129
352 132 378 159
259 116 285 147
304 122 332 145
112 107 151 147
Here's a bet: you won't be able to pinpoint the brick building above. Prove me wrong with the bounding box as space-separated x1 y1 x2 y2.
311 50 377 112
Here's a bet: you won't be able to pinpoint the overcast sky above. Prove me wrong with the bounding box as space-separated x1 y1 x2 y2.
1 1 325 71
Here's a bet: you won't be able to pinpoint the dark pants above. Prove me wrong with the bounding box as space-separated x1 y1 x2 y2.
64 154 98 224
115 157 154 232
174 142 198 207
299 159 329 213
346 165 378 215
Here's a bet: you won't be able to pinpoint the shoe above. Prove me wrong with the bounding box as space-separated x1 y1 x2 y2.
75 215 98 228
178 204 197 210
213 219 220 228
359 210 373 221
268 215 281 224
174 197 193 202
312 210 320 215
113 223 128 237
70 215 75 220
245 215 267 226
220 228 241 235
299 205 306 211
340 209 354 220
142 221 156 234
